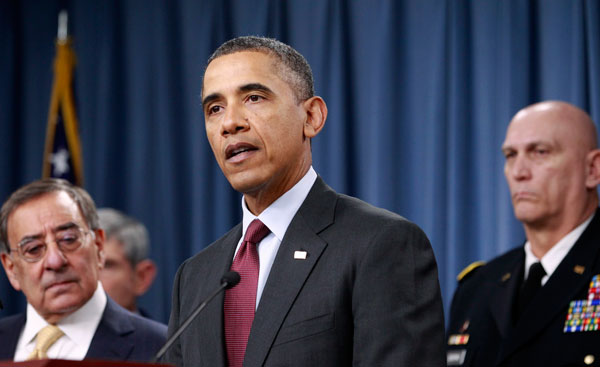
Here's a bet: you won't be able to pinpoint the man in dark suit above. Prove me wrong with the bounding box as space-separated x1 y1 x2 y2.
447 101 600 366
0 178 166 362
163 36 445 367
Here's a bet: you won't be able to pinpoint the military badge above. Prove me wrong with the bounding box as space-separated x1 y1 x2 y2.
564 274 600 332
448 334 470 345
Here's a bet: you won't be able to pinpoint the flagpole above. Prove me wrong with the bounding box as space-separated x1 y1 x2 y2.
57 10 68 42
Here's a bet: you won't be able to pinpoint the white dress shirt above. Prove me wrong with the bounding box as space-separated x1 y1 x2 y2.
234 166 317 308
14 282 107 361
524 213 594 285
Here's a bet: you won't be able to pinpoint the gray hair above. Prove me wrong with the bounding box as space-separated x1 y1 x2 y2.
97 208 150 266
0 178 99 253
206 36 315 102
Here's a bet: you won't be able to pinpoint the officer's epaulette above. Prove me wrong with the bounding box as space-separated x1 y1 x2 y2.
456 261 486 283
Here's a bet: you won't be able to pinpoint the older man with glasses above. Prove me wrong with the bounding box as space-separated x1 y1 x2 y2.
0 178 166 362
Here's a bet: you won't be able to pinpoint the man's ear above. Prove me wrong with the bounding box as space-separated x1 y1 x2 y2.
585 149 600 189
303 96 327 139
93 228 106 269
134 259 157 297
1 252 22 291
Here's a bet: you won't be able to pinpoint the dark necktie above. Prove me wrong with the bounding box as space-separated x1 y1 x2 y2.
517 262 546 319
224 219 270 367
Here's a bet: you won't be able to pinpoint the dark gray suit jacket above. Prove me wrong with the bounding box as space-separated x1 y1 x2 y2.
164 177 445 366
0 297 167 362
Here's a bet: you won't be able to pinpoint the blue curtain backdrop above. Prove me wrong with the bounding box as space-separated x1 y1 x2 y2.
2 0 600 325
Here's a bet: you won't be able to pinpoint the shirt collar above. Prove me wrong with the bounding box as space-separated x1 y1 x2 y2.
22 282 107 346
241 167 317 241
524 213 595 280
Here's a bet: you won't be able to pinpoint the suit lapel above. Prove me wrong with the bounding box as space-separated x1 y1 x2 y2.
0 313 25 360
498 212 600 364
243 177 335 367
86 298 135 360
197 225 241 366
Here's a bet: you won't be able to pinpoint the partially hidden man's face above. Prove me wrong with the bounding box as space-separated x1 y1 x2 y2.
99 237 137 312
502 105 594 228
202 51 312 201
0 191 104 323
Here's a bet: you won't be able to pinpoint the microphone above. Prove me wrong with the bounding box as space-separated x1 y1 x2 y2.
150 271 240 363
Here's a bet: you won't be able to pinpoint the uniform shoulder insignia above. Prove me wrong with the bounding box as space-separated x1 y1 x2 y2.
457 261 486 283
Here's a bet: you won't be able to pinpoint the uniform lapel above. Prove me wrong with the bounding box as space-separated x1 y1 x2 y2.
498 211 600 364
489 251 524 339
243 177 335 367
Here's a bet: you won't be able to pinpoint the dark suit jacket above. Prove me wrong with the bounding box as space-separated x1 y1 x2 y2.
164 177 445 367
447 209 600 367
0 297 167 362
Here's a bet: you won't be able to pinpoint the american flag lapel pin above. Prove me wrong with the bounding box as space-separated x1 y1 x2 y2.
294 250 308 260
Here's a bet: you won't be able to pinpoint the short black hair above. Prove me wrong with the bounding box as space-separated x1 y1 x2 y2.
206 36 314 102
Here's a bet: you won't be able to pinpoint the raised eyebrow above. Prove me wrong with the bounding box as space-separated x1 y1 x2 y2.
239 83 273 95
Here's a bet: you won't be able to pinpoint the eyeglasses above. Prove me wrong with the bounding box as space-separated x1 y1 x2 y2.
10 226 94 263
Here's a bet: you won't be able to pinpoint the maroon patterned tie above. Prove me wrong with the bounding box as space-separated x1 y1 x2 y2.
224 219 270 367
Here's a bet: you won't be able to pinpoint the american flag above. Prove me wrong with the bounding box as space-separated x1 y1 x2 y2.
42 11 83 186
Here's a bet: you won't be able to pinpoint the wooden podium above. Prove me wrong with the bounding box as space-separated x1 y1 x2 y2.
0 360 173 367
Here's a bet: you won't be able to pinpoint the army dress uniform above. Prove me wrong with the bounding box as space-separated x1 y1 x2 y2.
447 210 600 367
